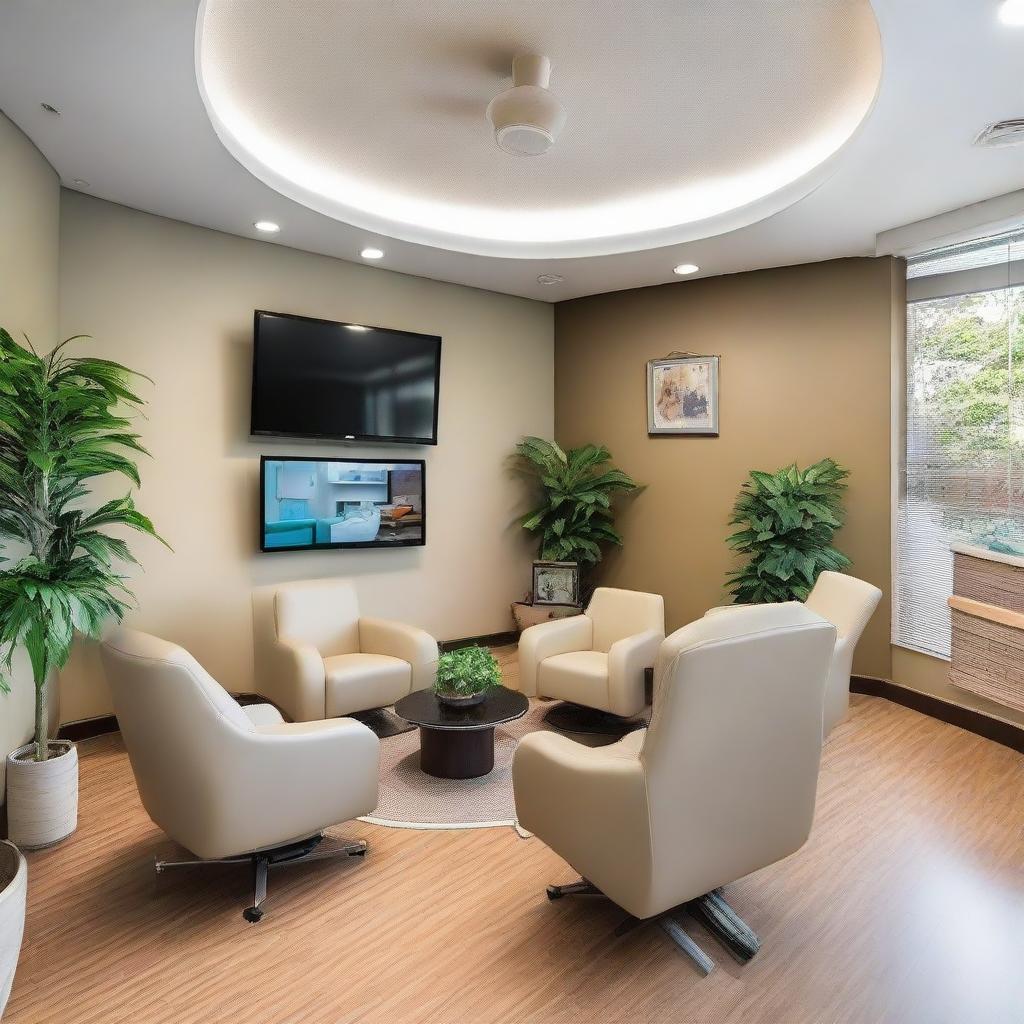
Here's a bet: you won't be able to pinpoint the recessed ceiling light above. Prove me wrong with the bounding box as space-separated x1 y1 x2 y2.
254 220 280 233
999 1 1024 26
345 325 369 332
360 247 385 260
537 273 564 285
72 178 90 188
40 103 60 116
673 263 700 276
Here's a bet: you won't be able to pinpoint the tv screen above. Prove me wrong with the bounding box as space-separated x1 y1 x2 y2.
251 310 441 444
260 457 425 552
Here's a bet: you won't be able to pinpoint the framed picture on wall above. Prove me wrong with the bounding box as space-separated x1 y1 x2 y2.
532 561 580 606
647 354 719 436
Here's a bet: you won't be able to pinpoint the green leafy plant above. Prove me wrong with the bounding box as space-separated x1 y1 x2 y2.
515 436 639 567
726 458 851 604
434 646 502 697
0 328 165 761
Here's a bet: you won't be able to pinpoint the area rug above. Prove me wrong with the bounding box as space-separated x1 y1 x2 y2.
360 699 628 831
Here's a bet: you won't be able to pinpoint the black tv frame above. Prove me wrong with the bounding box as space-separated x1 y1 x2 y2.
250 309 442 445
259 455 427 553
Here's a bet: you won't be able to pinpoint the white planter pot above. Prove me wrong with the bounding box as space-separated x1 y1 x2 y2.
6 741 78 850
0 840 27 1019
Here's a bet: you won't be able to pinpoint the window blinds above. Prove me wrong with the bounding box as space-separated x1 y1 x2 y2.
895 231 1024 658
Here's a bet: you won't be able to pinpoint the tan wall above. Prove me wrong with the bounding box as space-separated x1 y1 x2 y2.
554 257 901 678
57 192 553 721
0 111 61 793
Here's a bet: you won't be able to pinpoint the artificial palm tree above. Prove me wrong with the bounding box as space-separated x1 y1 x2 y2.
0 328 163 761
515 436 639 568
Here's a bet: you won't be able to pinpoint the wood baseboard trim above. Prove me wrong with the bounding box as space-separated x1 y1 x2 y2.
851 675 1024 755
440 631 518 652
58 715 119 742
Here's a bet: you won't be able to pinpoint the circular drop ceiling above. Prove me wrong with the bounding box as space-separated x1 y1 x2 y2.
196 1 882 259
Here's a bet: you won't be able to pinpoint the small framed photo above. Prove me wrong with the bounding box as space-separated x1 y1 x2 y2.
647 354 719 436
532 561 580 606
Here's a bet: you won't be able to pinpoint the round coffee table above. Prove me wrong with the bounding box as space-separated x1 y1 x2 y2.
393 686 529 779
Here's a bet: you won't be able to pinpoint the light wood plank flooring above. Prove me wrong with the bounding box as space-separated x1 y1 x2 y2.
5 683 1024 1023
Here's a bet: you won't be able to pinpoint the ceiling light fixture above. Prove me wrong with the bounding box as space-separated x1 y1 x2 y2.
360 247 384 259
486 54 566 157
72 178 90 188
254 220 280 233
673 263 700 276
999 1 1024 26
345 325 369 332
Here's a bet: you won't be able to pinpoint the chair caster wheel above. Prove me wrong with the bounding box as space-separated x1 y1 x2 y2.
546 886 562 901
243 907 264 923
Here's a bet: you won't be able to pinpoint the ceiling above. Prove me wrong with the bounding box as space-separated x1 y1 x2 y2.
0 1 1022 301
197 1 880 258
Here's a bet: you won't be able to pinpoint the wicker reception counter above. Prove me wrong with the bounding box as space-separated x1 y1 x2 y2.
948 542 1024 714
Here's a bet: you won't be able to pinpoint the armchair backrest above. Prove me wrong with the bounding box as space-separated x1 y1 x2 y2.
274 578 361 657
100 628 256 853
586 587 665 652
641 604 835 910
804 571 882 734
804 571 882 650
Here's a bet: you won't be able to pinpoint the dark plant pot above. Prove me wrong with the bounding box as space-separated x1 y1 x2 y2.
435 690 487 708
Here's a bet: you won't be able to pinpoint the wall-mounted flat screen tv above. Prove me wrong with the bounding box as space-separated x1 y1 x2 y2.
251 310 441 444
260 456 426 552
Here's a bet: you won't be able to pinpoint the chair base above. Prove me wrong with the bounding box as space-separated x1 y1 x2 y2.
542 702 647 738
155 833 368 922
348 706 415 738
543 878 760 974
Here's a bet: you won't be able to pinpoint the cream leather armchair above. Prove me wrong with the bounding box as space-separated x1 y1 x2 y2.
705 571 882 736
517 588 665 719
513 603 836 972
255 578 438 723
100 628 379 922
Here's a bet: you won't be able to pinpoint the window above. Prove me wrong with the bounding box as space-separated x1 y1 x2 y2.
895 232 1024 658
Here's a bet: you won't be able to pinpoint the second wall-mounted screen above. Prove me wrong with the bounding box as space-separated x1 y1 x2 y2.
261 457 425 552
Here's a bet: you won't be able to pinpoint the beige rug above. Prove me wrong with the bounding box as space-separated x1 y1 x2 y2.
360 698 620 831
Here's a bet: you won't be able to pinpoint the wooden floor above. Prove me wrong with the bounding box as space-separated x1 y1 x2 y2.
5 691 1024 1024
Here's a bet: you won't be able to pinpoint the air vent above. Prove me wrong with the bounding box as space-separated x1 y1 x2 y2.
974 120 1024 148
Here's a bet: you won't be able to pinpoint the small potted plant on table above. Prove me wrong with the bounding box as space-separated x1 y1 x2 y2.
433 646 502 707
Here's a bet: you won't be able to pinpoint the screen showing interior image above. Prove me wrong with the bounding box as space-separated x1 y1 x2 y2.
261 458 425 551
251 311 441 444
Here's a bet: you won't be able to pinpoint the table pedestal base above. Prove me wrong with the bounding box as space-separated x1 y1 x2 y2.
419 726 495 779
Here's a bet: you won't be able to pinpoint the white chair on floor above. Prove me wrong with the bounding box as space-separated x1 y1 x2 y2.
100 627 379 922
705 571 882 735
254 578 438 724
513 603 836 972
517 587 665 720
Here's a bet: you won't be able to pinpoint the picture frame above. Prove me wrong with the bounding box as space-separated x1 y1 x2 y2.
647 354 720 436
532 560 581 606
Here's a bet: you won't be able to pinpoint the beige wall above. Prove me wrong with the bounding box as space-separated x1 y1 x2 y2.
554 257 901 679
0 111 61 793
58 192 553 721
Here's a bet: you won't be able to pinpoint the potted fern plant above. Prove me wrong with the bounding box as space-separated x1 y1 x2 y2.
433 646 502 707
0 328 163 849
515 436 638 594
725 458 851 603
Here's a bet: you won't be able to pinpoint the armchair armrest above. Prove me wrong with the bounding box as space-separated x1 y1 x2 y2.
512 731 650 913
517 615 593 696
607 628 664 717
359 617 438 692
271 637 327 722
218 718 380 855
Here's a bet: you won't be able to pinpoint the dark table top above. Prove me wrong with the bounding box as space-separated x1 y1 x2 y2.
394 686 529 731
